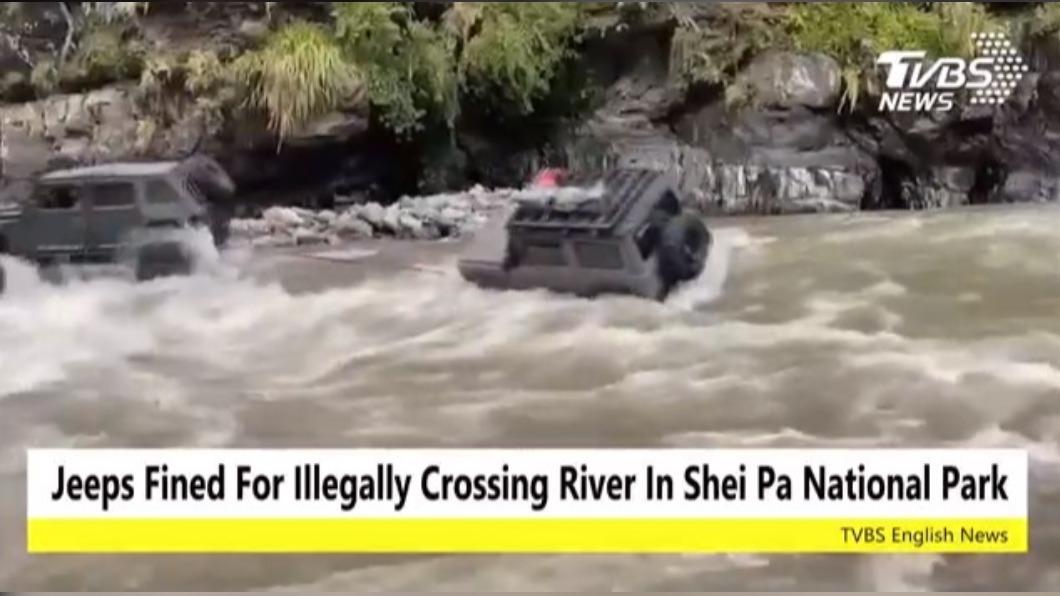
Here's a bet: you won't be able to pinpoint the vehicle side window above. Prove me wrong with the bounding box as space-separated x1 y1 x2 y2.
522 241 568 267
145 180 185 205
89 182 137 209
575 242 625 270
33 185 84 211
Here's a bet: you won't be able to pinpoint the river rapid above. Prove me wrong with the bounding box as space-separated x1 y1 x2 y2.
1 204 1060 591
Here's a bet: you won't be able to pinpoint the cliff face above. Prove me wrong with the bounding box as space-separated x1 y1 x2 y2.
3 3 1060 215
558 26 1060 215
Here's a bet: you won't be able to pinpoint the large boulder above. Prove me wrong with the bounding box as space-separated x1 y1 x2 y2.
559 46 879 215
734 51 842 110
1 86 141 174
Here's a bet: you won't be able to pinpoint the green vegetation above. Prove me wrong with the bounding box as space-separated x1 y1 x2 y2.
1027 2 1060 39
789 2 999 112
1 2 1052 136
138 49 230 122
460 3 583 115
669 4 788 93
57 21 147 92
231 21 358 141
227 2 583 141
333 2 457 136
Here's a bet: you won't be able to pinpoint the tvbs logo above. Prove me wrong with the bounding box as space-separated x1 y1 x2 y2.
877 32 1030 113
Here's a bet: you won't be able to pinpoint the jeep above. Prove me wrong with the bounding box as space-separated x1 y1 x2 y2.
0 155 236 295
458 169 712 301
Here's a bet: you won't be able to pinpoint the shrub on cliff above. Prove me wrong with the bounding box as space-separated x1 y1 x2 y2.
789 2 995 111
58 21 147 93
230 21 360 142
669 3 789 93
230 2 583 142
459 3 583 116
333 2 458 136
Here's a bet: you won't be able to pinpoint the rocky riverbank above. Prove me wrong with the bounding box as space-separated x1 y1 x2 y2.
230 185 509 248
5 3 1060 217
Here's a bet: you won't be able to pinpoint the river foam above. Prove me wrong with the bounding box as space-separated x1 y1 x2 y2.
2 207 1060 590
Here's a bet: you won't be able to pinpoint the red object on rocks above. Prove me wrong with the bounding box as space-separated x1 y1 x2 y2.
532 168 568 188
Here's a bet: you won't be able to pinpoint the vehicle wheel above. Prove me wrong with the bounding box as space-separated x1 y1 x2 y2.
0 261 5 296
657 214 712 286
135 242 193 282
185 155 237 200
208 205 233 248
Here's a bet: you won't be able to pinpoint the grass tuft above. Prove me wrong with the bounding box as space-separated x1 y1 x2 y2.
230 21 360 142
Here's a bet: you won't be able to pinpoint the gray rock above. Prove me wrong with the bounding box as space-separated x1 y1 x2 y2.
993 171 1060 203
437 207 468 229
316 210 337 225
356 203 387 230
333 213 374 239
263 207 306 232
382 205 403 235
910 167 977 210
687 157 865 215
238 19 270 43
736 52 842 110
398 213 425 237
230 218 272 238
287 110 369 146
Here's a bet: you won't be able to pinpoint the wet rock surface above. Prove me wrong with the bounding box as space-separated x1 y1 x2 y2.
5 11 1060 216
230 186 509 247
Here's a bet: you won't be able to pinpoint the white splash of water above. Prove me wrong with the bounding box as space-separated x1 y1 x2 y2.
667 227 750 311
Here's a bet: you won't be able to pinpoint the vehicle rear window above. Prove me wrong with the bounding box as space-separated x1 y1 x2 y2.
575 242 625 270
522 241 568 267
89 182 137 208
33 185 83 211
145 180 185 204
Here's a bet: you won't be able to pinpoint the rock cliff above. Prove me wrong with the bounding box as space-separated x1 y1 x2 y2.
3 2 1060 216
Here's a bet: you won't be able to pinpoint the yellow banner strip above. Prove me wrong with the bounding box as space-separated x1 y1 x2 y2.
27 519 1028 554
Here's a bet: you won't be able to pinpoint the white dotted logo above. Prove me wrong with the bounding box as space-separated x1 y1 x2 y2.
876 33 1034 113
969 32 1029 106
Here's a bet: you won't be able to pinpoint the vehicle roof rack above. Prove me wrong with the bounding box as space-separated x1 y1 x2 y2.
508 169 664 233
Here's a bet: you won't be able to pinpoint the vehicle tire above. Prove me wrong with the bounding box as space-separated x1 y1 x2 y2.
657 214 712 286
207 205 233 249
135 241 193 282
0 235 7 296
185 155 237 201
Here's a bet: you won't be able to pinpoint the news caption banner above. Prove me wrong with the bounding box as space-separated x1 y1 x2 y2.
26 449 1027 554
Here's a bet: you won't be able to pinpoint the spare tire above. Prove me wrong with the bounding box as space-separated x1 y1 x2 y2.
657 214 712 286
183 155 237 201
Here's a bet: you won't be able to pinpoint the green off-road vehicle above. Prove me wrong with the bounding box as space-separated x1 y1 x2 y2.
0 156 236 295
458 169 712 301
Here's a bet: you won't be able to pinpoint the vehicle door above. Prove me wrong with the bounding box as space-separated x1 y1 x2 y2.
26 182 90 263
85 180 142 261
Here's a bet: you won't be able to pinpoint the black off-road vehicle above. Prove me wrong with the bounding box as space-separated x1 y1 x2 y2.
458 169 712 301
0 156 236 295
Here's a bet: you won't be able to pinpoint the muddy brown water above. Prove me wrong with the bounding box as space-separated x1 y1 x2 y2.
1 205 1060 591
